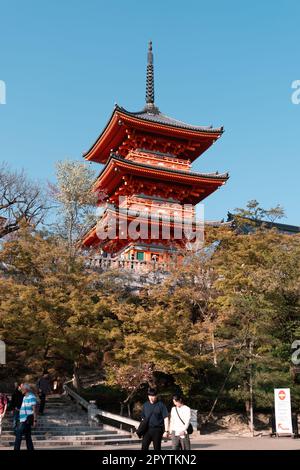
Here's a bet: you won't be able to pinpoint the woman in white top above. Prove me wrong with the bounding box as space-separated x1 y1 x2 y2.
169 394 191 450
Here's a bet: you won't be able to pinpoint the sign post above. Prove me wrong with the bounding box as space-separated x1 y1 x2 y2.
274 388 293 436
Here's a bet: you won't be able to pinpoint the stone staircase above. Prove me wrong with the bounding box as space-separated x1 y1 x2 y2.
0 394 139 449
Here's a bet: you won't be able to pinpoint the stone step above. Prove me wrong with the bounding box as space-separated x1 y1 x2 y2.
40 412 87 415
1 430 118 439
2 426 102 433
3 419 91 425
3 422 90 427
3 426 103 434
2 419 89 429
0 441 141 450
1 392 136 448
9 416 88 420
1 429 108 436
40 402 66 405
1 436 134 448
1 433 131 443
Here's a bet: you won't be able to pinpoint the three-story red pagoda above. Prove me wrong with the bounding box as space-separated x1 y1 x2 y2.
82 43 229 266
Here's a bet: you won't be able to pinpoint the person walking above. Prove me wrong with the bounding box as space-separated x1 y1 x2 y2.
140 388 169 451
10 383 23 434
14 383 38 451
0 392 8 442
169 394 191 450
36 372 52 415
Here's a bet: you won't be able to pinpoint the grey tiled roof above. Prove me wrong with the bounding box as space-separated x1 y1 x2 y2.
116 105 223 133
103 153 229 180
227 213 300 234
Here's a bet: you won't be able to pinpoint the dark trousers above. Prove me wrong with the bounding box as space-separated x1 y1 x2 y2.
12 410 20 434
39 393 46 414
141 427 164 451
14 420 34 450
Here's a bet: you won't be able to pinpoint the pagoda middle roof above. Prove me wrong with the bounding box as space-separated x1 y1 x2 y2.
94 153 229 190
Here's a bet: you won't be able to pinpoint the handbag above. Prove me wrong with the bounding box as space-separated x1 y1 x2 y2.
136 418 149 438
136 404 157 438
175 406 193 435
26 414 34 426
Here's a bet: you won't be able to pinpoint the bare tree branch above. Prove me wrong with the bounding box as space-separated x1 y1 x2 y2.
0 163 49 238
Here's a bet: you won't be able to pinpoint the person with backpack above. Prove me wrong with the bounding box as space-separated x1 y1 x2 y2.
0 392 8 440
169 394 191 450
139 388 169 451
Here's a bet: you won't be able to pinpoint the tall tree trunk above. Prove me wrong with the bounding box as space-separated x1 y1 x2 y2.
211 331 218 367
248 340 254 436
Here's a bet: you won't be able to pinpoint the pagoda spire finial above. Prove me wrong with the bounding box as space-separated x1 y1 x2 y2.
145 41 159 113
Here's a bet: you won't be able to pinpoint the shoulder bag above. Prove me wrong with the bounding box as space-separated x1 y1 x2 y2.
175 406 193 435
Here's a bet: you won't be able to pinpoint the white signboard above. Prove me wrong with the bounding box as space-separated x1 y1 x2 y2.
274 388 293 435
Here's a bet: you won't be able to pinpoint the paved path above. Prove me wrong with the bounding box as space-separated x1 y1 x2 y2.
1 436 299 450
72 434 300 451
190 436 300 450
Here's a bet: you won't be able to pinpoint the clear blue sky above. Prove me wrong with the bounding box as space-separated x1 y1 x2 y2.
1 0 300 224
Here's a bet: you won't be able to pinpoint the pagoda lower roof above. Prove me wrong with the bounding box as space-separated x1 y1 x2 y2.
81 206 202 248
94 154 228 195
83 105 223 164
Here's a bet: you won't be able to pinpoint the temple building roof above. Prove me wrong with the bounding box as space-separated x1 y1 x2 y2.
83 42 224 164
113 105 223 134
95 153 228 185
92 154 228 205
227 212 300 235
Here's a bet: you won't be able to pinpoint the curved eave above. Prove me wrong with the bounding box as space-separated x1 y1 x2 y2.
116 106 223 134
83 106 223 164
93 155 229 191
81 207 202 248
112 207 199 227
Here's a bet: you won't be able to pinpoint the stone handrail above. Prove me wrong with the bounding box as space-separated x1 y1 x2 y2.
94 409 139 429
63 383 139 430
63 383 198 432
63 383 90 409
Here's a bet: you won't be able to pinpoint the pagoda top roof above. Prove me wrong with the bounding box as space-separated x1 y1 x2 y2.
83 42 224 164
83 105 223 163
114 105 223 134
